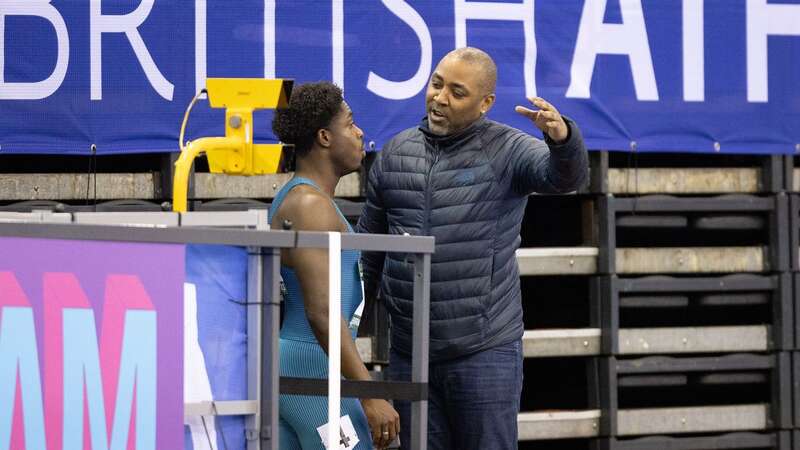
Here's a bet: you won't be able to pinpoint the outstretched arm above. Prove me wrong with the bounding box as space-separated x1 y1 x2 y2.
510 97 589 195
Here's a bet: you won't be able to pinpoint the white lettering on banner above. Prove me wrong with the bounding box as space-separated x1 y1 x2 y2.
683 0 704 102
90 0 174 100
2 1 795 104
333 0 344 89
264 0 276 79
746 0 800 103
0 0 69 100
195 0 207 94
454 0 537 97
367 0 432 100
566 0 659 101
195 0 275 93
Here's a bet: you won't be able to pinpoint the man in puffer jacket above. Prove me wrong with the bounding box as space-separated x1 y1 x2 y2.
357 47 588 450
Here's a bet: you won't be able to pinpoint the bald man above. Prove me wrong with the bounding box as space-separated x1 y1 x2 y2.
357 47 588 449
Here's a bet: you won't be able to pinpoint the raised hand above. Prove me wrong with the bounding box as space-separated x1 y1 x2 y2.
515 97 569 143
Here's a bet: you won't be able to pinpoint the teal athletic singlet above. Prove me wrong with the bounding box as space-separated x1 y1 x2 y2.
269 177 372 450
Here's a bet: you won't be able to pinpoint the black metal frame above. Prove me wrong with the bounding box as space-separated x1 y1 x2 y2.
583 151 785 195
582 154 797 449
793 352 800 430
790 196 800 272
784 155 795 194
591 274 794 355
594 431 791 450
595 193 789 274
765 155 786 194
590 352 792 438
792 352 800 428
795 275 800 352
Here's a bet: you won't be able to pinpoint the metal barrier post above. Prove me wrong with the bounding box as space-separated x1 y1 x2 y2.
246 248 262 450
260 246 282 450
411 253 431 450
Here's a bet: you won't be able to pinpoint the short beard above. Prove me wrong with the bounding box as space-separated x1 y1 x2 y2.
427 111 450 136
428 122 449 136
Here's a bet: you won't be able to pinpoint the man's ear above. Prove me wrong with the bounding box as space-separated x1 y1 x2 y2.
480 93 496 115
316 128 332 148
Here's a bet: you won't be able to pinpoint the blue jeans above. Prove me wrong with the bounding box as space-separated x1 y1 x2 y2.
388 340 523 450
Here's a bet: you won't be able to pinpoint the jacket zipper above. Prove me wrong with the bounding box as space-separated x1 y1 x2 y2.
423 142 440 235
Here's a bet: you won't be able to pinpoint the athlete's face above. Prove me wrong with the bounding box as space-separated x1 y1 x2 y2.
327 101 365 174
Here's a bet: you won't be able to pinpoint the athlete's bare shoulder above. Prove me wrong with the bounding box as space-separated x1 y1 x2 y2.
271 184 343 233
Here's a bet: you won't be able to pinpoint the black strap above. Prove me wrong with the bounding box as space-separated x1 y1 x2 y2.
280 377 427 401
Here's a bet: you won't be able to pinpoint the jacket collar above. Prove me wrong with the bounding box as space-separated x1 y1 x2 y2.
419 115 487 150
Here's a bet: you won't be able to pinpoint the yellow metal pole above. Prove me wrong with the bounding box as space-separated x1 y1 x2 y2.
172 79 293 212
172 137 241 212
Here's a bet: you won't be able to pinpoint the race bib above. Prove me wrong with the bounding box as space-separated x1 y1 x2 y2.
316 415 360 450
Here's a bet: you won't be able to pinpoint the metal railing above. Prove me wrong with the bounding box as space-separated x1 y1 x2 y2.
0 212 434 450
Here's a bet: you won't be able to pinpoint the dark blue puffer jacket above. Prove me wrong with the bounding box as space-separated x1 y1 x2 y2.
356 116 588 361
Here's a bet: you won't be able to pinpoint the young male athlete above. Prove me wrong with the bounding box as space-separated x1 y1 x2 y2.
270 81 400 449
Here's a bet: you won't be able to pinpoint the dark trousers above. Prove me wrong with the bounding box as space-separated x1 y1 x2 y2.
388 339 523 450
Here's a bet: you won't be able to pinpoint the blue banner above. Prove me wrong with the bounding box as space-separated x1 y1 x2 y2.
184 244 249 450
1 0 798 155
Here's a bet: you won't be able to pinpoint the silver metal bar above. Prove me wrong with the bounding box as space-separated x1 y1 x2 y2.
0 220 432 253
608 168 761 194
616 404 769 436
616 247 766 274
247 247 264 450
0 211 72 223
517 410 601 440
517 405 769 440
260 249 282 450
194 172 361 199
521 326 771 358
0 172 360 201
411 253 431 450
0 222 297 247
522 329 601 358
296 231 435 253
73 212 178 227
516 246 767 275
618 325 770 354
181 210 265 228
794 168 800 191
516 247 599 275
185 400 258 417
0 173 156 200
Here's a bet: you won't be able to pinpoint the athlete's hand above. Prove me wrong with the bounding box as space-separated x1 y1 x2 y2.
515 97 569 143
361 398 400 448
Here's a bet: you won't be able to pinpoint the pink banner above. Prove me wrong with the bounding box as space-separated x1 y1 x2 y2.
0 237 184 450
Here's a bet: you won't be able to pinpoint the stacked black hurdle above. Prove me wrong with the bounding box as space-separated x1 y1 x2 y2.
588 152 792 450
514 151 795 450
787 153 800 450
